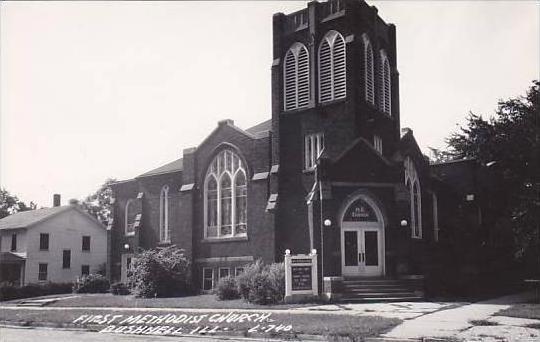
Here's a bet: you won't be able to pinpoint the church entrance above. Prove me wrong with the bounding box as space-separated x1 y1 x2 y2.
340 195 385 277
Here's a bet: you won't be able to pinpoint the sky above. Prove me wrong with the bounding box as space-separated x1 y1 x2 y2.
1 1 538 208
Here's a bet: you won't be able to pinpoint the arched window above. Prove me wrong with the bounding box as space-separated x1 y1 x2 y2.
284 42 310 111
318 30 346 103
204 149 248 238
404 157 422 238
362 34 374 105
379 50 391 115
125 199 135 236
159 185 170 243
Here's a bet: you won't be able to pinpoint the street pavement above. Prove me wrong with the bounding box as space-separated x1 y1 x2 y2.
383 291 540 341
1 292 539 341
0 326 279 342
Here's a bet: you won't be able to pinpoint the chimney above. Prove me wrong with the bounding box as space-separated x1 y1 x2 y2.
53 194 61 207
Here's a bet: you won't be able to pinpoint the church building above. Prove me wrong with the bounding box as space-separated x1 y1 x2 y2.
108 0 483 300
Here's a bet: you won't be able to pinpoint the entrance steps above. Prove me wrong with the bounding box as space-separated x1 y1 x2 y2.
339 277 424 303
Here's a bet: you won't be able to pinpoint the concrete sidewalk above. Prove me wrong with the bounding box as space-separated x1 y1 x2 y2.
383 291 540 341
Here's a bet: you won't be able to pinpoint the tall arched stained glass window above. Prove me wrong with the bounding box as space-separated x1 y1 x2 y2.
159 185 170 243
204 150 248 238
404 156 422 239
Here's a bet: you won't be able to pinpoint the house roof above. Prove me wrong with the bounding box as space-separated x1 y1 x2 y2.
0 252 26 263
137 158 184 178
0 206 71 230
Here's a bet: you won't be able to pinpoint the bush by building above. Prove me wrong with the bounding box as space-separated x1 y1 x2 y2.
214 276 240 300
72 274 110 293
234 260 285 305
129 245 191 298
110 282 130 295
0 281 72 301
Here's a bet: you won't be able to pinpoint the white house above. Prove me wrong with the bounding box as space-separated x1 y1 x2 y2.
0 196 107 286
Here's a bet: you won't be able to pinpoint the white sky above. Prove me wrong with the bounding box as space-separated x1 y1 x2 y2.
1 1 538 208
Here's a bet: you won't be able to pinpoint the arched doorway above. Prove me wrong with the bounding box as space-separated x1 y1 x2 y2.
340 195 385 277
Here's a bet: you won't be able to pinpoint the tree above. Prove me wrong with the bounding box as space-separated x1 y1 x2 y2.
80 178 116 225
443 80 539 274
0 188 37 219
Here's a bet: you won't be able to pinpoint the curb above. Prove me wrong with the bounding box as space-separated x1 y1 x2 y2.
0 321 329 341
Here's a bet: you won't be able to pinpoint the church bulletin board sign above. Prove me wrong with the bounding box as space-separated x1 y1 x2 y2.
284 250 318 303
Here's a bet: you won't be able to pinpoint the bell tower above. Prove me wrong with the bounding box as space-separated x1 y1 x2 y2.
271 0 401 256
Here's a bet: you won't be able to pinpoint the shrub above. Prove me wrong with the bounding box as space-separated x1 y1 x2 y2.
73 274 110 293
236 259 264 300
214 276 239 300
236 260 285 305
129 245 191 298
110 282 130 295
0 283 18 301
0 282 73 301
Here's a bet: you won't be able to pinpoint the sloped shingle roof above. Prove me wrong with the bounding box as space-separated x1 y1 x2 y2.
0 206 70 230
135 119 271 179
137 158 184 178
245 119 272 135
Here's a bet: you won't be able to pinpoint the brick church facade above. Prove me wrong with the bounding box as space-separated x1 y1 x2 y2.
108 0 483 297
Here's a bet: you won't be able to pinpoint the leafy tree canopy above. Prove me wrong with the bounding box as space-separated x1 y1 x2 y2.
439 80 539 265
80 178 116 225
0 188 37 219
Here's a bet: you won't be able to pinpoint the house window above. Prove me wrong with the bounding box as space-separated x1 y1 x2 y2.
379 50 391 115
62 249 71 269
432 192 439 242
362 34 375 105
305 133 325 170
404 156 422 238
284 42 310 111
82 236 91 251
38 263 48 281
204 150 248 239
81 265 90 276
235 267 244 277
318 30 346 103
39 233 49 251
159 185 170 243
202 268 214 291
10 233 17 252
125 199 135 236
219 267 230 279
373 135 383 154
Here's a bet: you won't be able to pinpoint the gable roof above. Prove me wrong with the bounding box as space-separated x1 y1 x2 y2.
0 206 70 230
245 119 272 135
133 118 271 180
0 205 106 231
137 158 184 178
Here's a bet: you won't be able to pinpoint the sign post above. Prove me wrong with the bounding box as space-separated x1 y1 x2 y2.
284 249 318 303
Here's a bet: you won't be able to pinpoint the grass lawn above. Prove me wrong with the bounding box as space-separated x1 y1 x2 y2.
27 293 323 310
0 307 401 340
496 303 540 320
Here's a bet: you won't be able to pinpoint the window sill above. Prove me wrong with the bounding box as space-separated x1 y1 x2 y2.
282 105 313 115
201 236 248 243
125 232 135 237
39 249 49 252
81 250 91 253
302 168 315 174
158 241 172 246
319 97 346 108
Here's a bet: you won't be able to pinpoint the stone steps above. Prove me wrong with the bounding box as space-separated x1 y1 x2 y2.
339 277 424 303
